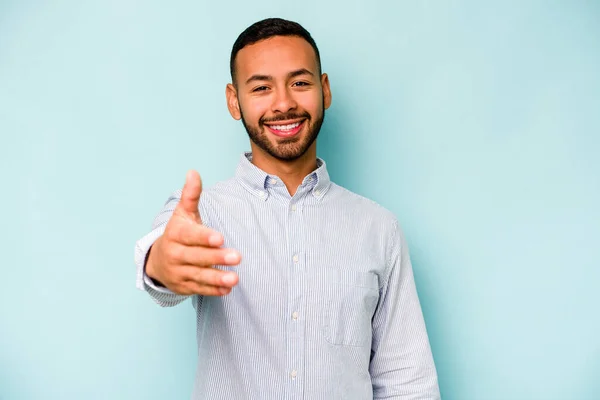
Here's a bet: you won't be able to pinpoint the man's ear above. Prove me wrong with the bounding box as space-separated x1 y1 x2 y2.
226 83 241 120
321 73 332 110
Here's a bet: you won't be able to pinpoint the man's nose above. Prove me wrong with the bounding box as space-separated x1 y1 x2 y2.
271 86 297 114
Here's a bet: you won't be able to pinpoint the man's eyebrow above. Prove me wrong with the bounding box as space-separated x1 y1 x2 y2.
245 74 273 85
288 68 314 79
245 69 315 85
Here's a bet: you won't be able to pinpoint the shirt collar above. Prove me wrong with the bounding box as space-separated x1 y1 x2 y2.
235 152 331 200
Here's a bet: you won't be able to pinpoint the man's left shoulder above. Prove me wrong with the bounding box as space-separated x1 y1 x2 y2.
329 183 399 227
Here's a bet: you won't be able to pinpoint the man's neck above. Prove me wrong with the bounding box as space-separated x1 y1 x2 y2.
249 144 318 196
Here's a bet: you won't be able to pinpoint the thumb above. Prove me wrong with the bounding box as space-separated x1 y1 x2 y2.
178 170 202 223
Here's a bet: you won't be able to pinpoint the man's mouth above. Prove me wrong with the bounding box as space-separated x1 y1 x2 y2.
264 119 306 138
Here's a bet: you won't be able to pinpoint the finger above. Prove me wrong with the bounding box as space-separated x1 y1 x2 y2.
181 266 239 288
177 281 233 297
169 222 224 247
180 246 242 267
177 170 202 223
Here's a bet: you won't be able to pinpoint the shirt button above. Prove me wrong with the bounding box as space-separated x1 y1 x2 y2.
269 178 277 185
291 204 297 211
292 254 299 263
258 191 266 198
314 190 321 196
292 311 298 320
290 370 297 379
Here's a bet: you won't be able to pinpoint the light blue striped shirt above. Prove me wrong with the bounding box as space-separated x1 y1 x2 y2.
134 152 440 399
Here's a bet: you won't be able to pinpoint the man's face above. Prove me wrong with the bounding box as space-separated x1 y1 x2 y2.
226 35 332 161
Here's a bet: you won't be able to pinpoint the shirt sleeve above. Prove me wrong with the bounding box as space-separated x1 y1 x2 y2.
369 219 441 399
134 190 191 307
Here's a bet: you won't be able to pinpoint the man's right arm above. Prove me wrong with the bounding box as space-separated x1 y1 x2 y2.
134 192 188 307
134 170 242 307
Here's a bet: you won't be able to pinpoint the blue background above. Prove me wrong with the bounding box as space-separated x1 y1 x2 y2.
1 1 599 399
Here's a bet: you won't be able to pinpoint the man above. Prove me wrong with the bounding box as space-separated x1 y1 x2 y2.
135 17 440 399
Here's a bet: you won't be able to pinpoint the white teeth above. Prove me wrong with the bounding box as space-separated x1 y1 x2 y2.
270 122 301 131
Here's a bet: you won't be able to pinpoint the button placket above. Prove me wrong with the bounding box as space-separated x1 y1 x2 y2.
286 194 305 397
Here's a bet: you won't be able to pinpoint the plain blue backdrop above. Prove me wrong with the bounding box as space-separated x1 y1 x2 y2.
1 1 599 399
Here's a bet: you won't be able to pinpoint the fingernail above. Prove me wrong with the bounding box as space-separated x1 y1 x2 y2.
221 273 236 285
208 234 222 246
224 252 240 264
219 287 230 295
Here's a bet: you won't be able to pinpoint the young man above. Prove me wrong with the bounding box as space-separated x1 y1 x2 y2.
135 18 440 399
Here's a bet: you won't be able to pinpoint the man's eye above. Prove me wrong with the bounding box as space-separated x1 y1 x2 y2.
253 86 269 92
293 81 309 87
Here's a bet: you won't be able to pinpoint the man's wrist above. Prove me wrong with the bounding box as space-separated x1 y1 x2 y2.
144 244 165 288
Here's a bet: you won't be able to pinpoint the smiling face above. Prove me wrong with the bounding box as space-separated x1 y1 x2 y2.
226 35 332 162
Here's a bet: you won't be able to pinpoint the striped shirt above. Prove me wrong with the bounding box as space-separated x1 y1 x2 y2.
134 152 440 399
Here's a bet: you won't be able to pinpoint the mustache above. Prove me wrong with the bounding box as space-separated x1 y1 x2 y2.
260 112 310 125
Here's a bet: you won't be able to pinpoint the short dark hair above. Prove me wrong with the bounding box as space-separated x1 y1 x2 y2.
230 18 321 84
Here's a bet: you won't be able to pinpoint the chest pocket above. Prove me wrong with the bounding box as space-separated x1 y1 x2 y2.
322 269 380 347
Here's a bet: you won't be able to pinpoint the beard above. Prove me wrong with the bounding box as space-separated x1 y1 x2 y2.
239 100 325 162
